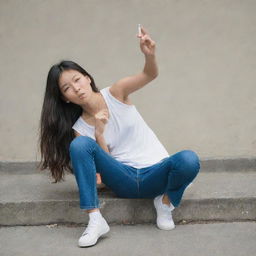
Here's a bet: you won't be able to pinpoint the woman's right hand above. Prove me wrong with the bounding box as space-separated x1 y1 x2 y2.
94 108 109 137
96 173 102 184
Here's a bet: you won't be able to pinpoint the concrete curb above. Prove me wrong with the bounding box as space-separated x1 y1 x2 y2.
1 170 255 226
1 197 255 226
1 157 256 174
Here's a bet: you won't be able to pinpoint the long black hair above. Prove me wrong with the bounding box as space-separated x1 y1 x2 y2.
37 60 100 183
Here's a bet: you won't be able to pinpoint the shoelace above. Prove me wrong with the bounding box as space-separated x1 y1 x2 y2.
161 204 173 211
82 218 101 236
159 203 174 220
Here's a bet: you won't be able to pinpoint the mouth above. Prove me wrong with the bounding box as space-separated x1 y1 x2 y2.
79 93 86 99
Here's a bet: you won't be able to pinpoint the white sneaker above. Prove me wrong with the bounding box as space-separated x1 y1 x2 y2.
153 194 175 230
78 216 110 247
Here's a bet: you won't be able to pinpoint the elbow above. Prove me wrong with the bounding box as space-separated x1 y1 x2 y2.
145 72 158 80
153 72 159 79
150 72 158 80
151 68 159 79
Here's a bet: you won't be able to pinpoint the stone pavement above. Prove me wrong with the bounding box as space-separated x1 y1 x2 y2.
1 222 256 256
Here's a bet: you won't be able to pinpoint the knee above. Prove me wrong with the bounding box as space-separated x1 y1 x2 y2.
69 136 96 155
179 150 201 176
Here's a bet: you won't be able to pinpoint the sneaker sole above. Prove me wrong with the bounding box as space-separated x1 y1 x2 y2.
78 224 110 247
156 220 175 230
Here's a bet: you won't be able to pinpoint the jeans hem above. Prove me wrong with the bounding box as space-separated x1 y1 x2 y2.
80 205 99 210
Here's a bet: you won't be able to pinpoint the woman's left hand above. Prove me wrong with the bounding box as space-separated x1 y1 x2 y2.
137 26 156 56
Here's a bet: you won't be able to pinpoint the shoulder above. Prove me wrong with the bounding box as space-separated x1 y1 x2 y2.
108 85 133 105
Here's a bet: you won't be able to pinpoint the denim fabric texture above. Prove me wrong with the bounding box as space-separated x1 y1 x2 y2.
69 136 200 210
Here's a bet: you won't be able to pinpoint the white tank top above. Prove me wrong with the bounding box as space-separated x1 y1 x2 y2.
72 86 169 168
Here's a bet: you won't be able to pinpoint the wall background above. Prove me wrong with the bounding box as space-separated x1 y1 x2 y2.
0 0 255 162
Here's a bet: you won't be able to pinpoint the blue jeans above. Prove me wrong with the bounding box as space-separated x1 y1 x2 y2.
69 136 200 210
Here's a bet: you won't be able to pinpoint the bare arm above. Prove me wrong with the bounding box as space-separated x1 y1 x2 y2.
110 26 158 100
73 131 106 186
95 134 110 154
74 131 109 153
95 134 109 186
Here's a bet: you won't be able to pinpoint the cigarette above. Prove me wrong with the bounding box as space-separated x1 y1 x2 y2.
138 24 142 36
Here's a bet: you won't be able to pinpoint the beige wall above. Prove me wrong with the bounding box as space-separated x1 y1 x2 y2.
0 0 255 161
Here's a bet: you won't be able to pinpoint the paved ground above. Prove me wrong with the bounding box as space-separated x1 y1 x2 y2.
1 222 256 256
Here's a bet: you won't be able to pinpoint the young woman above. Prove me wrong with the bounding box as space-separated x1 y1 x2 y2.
39 26 200 247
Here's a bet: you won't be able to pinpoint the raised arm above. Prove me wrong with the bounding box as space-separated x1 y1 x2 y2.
110 26 158 101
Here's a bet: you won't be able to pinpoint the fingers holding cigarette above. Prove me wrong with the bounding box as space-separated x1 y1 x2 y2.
137 24 156 55
137 24 147 38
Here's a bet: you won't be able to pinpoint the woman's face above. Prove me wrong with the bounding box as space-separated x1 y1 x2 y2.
58 69 93 104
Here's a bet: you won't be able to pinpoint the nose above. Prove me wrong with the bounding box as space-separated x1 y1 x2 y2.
73 83 81 92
